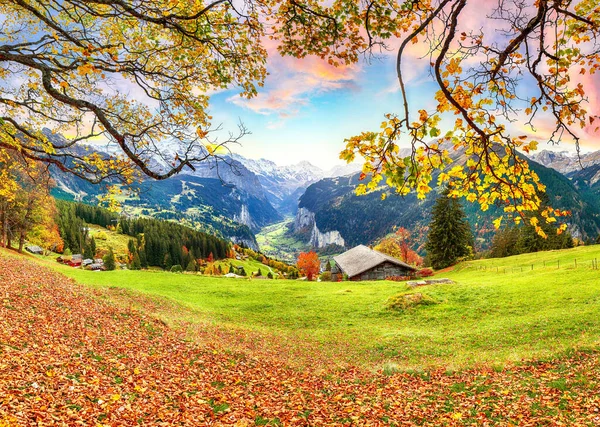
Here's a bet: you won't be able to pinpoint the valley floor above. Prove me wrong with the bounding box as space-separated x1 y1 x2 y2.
2 247 600 425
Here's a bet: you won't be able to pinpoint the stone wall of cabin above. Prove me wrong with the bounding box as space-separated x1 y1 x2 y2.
350 261 414 281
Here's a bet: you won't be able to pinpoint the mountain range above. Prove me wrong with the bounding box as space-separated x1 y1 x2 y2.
50 139 360 250
288 147 600 257
50 135 600 259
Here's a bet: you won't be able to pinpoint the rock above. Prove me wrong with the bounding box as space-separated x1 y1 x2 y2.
407 278 454 287
407 280 427 287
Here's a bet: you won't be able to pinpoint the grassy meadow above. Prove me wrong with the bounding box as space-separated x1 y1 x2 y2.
35 244 600 370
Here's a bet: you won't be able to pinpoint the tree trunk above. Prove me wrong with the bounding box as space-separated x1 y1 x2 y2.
18 230 25 253
1 207 6 248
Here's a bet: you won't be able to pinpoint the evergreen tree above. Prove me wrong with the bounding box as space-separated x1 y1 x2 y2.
103 247 116 271
239 267 247 276
163 253 172 270
257 268 263 277
425 189 473 269
267 271 273 279
229 264 235 274
325 259 332 272
139 248 148 268
83 241 94 259
127 239 137 255
130 253 142 270
90 237 96 258
186 258 197 272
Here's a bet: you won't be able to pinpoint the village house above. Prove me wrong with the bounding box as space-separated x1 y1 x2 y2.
332 245 417 281
25 245 43 255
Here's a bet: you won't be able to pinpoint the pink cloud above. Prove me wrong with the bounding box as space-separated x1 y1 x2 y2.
229 42 360 116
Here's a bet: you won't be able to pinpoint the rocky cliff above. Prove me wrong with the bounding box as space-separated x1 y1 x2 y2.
294 207 345 248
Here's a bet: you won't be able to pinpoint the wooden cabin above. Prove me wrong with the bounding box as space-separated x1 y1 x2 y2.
332 245 417 281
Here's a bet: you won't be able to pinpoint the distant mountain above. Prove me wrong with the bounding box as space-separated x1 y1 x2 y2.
231 155 324 214
49 142 282 249
529 149 600 175
293 155 600 253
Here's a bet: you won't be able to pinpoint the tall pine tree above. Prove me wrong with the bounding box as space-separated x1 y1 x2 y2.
425 189 473 269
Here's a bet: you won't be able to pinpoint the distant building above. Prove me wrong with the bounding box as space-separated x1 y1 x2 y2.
332 245 417 281
25 245 43 255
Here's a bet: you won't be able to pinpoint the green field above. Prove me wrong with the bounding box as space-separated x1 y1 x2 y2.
35 244 600 370
255 217 309 262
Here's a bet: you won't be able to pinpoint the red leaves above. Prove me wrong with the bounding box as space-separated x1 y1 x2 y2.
296 251 320 281
1 253 600 425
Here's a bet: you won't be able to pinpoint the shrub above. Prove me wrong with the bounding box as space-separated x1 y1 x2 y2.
417 268 434 278
170 264 183 273
319 271 332 281
385 292 438 311
95 231 108 240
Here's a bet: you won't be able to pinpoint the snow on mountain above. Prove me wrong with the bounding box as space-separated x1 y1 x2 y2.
528 150 600 175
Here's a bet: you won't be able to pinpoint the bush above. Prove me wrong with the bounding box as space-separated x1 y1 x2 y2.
170 264 183 273
417 268 434 278
385 292 438 311
95 231 108 240
319 271 332 281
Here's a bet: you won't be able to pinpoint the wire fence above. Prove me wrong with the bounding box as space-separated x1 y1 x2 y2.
469 257 600 273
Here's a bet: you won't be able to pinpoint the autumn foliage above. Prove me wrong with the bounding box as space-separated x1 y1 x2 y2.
374 227 423 267
296 251 320 281
2 253 600 425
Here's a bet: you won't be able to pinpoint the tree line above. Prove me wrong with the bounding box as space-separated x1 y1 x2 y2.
120 217 230 270
56 201 231 269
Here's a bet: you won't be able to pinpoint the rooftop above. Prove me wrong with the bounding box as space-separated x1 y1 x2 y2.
333 245 417 278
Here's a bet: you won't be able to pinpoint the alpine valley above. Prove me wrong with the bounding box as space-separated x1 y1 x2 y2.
52 141 600 262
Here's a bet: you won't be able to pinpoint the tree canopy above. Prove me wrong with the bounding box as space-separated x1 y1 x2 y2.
337 0 598 233
0 0 267 184
1 0 598 232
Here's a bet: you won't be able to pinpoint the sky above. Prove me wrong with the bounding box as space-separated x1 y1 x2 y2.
201 3 600 170
207 50 432 170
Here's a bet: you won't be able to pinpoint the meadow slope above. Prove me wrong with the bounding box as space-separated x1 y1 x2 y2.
2 250 600 426
37 244 600 369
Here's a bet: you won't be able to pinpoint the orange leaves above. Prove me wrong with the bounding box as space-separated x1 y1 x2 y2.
296 251 319 281
2 254 600 425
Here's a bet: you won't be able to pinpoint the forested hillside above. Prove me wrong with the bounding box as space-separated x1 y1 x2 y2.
296 157 600 253
56 201 231 269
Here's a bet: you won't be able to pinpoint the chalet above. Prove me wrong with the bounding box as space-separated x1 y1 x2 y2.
25 245 43 255
88 263 104 271
332 245 417 281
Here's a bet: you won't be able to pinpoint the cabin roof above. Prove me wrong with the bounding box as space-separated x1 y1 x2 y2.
333 245 417 278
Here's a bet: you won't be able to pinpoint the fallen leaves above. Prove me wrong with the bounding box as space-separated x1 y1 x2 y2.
1 253 600 425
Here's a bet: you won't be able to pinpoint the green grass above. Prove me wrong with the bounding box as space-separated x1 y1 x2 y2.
88 224 131 255
32 244 600 369
255 217 309 262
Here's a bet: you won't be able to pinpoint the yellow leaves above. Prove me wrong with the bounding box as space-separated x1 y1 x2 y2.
59 81 68 89
380 193 387 201
493 216 503 229
110 394 121 402
466 193 477 203
76 63 96 76
196 128 208 139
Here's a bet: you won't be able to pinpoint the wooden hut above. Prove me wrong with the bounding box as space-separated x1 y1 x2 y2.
332 245 417 281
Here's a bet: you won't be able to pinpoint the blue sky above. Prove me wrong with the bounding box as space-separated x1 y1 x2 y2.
201 4 600 170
